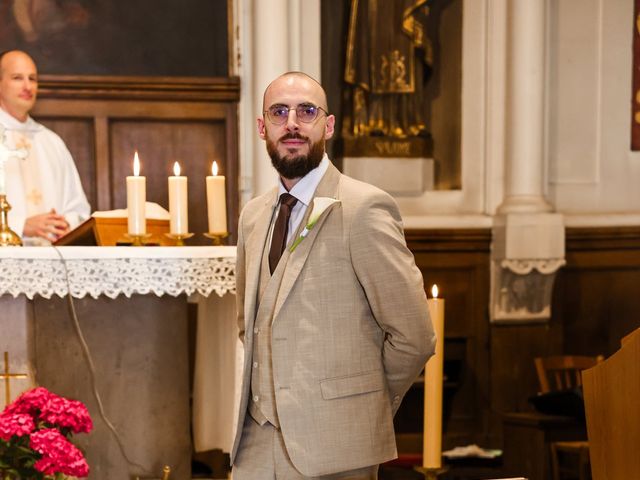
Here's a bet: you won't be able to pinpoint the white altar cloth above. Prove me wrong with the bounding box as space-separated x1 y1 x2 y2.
0 246 236 299
0 245 239 453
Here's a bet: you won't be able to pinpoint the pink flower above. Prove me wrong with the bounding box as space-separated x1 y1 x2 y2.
2 386 51 415
1 387 92 478
0 412 35 441
41 396 93 434
30 428 90 478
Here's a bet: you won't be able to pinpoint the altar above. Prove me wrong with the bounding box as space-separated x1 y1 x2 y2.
0 246 238 480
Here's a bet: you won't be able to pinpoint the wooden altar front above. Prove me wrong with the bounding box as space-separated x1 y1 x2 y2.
0 246 238 480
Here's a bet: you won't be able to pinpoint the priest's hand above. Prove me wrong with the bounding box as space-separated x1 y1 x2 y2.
23 209 70 241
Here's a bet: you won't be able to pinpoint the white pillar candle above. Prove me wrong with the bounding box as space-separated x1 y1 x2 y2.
206 161 227 235
127 151 146 235
424 284 445 468
168 161 188 234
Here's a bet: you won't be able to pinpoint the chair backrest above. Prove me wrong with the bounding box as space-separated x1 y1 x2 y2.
534 355 604 393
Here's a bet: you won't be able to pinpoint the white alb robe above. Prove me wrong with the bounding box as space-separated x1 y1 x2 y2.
0 108 90 241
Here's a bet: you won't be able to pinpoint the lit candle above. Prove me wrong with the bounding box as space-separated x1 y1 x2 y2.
126 151 146 235
168 161 188 234
424 284 445 468
206 161 227 235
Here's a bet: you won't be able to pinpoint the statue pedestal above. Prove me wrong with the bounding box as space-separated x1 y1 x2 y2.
343 156 434 196
342 135 434 195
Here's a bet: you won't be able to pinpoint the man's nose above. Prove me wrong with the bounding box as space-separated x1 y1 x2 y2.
285 109 300 131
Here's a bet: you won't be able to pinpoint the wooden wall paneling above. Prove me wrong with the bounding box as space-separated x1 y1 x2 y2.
93 116 111 211
490 323 562 415
36 118 97 209
32 76 240 245
554 227 640 358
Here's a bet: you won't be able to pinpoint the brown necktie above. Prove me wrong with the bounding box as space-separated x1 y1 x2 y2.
269 193 298 274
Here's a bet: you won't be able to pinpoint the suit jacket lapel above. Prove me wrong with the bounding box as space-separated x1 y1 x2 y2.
243 189 278 327
272 163 342 320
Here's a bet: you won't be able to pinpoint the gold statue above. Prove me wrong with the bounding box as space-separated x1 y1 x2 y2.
343 0 433 141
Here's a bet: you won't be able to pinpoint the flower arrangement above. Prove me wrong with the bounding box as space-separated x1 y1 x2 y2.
0 387 92 480
289 197 340 252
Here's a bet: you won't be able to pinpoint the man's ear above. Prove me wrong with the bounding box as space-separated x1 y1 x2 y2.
257 117 266 139
325 114 336 140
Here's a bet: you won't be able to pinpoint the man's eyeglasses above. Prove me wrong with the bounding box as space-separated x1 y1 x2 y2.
264 103 328 125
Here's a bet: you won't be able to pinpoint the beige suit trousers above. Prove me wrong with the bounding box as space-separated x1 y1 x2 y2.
233 416 378 480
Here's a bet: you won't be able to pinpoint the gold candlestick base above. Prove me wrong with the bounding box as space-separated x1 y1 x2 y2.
125 233 153 246
0 194 22 247
164 232 194 246
203 232 228 245
413 466 449 479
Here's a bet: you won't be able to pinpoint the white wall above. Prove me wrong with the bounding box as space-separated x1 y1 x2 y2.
547 0 640 224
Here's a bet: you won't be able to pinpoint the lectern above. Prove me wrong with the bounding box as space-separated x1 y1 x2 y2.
583 328 640 479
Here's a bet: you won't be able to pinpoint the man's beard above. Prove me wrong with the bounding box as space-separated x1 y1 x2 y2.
266 133 325 179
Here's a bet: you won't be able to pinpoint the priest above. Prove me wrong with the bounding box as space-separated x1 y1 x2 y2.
0 49 89 244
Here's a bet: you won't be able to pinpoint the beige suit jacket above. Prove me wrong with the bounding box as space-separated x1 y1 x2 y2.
231 162 435 476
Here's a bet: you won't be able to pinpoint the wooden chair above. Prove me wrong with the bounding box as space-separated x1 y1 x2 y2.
534 355 604 394
534 355 604 480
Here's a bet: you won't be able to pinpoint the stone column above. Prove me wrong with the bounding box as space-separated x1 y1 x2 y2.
492 0 565 323
499 0 551 214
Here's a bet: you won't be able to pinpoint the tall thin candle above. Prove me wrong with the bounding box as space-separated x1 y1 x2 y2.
126 151 146 235
168 161 188 234
206 161 227 235
424 284 445 468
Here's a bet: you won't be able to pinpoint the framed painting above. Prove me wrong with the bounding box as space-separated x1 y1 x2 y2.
0 0 230 77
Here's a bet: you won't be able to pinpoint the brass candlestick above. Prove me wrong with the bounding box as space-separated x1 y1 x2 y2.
124 233 153 246
413 466 449 479
160 465 170 480
0 194 22 246
164 232 194 246
203 231 228 245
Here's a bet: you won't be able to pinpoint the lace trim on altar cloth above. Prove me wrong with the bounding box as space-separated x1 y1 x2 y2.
0 257 236 299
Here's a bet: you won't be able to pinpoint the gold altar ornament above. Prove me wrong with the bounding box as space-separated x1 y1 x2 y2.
0 195 23 246
125 232 153 247
164 232 194 246
0 351 28 406
203 231 228 245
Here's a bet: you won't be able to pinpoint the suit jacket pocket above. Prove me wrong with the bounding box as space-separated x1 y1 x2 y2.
320 371 384 400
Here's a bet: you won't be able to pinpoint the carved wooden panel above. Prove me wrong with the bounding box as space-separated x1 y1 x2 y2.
32 75 239 244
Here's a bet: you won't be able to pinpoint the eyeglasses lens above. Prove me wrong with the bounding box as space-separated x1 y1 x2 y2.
267 104 321 124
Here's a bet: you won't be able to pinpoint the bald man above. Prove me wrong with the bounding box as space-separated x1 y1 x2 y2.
231 72 435 479
0 50 89 244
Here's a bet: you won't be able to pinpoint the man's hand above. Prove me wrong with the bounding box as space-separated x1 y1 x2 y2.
23 209 70 241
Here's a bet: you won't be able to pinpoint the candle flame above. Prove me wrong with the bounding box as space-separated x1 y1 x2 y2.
173 161 181 176
212 161 219 176
133 151 141 176
431 284 439 298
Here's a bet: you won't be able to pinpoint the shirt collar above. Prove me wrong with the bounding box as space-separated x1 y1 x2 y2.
0 107 41 133
278 153 330 207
